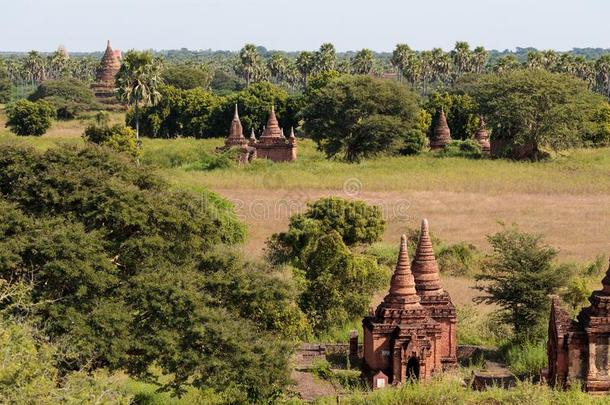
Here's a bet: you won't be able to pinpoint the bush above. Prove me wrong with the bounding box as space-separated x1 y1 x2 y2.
502 340 547 377
83 113 140 159
28 78 98 119
5 99 55 135
185 148 238 171
435 139 483 159
437 241 482 276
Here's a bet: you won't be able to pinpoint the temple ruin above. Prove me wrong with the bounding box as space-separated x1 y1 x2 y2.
430 109 452 150
362 220 456 388
546 258 610 394
91 40 122 105
223 105 297 163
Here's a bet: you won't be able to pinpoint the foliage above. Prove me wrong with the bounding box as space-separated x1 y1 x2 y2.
116 50 163 140
424 91 480 140
437 241 482 276
501 340 547 377
0 145 296 402
5 99 55 135
0 78 11 103
456 305 511 347
0 316 131 404
401 109 430 155
162 64 213 90
435 139 483 159
84 112 140 159
28 78 98 119
475 226 571 341
266 197 387 333
459 69 610 159
303 75 421 162
185 148 237 171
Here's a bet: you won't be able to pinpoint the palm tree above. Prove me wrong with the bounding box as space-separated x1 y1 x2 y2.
595 55 610 99
526 51 545 69
314 43 337 73
391 44 413 82
451 41 472 76
23 51 46 85
296 51 315 88
238 44 260 86
493 55 520 73
430 48 451 85
472 46 488 74
267 53 288 84
351 49 374 75
115 50 163 144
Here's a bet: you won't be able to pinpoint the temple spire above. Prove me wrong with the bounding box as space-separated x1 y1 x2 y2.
430 109 452 150
412 219 443 294
289 127 296 139
383 235 420 307
260 106 283 139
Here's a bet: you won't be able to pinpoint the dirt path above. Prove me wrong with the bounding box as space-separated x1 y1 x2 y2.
290 370 337 402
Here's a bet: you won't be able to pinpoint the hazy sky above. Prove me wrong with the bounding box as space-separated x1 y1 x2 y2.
1 0 609 52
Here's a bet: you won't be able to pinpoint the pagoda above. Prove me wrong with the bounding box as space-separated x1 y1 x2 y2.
474 117 491 154
362 233 444 388
411 219 457 369
430 109 452 150
221 104 256 163
253 106 297 162
547 258 610 394
91 40 122 105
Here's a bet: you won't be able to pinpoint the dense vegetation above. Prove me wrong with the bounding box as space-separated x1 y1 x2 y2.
0 144 306 403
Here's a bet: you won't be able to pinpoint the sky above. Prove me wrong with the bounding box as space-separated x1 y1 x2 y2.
1 0 609 53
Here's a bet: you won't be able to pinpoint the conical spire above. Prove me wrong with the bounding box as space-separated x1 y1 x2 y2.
95 40 121 84
383 235 421 308
412 219 443 294
430 109 452 150
260 106 283 139
226 104 245 145
289 127 296 139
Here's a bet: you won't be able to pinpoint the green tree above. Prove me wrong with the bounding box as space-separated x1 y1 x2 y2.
28 78 98 119
314 43 337 74
162 63 213 90
116 50 163 143
83 112 140 159
5 99 54 135
458 69 608 159
303 75 421 162
296 51 315 88
238 44 261 86
351 49 375 75
475 226 570 341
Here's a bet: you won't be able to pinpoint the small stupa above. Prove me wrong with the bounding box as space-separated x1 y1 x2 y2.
474 117 491 154
91 40 122 105
430 109 452 150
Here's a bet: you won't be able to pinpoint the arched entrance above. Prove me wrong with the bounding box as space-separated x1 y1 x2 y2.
406 356 420 381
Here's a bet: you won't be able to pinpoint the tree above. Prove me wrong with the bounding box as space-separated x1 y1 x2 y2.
594 54 610 99
458 69 609 159
238 44 261 86
424 91 479 140
28 78 98 119
266 197 388 333
116 50 163 143
475 226 570 341
314 43 337 74
303 75 421 162
391 44 413 81
162 63 213 90
296 51 315 88
351 49 374 75
0 145 297 402
5 99 55 136
267 53 289 84
451 41 472 76
493 55 520 73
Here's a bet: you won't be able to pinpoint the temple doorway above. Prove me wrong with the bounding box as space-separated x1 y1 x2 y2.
406 357 420 381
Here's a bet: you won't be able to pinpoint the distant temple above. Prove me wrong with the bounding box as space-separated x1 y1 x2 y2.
546 258 610 394
430 109 452 150
474 117 491 154
223 105 297 163
91 40 122 105
362 219 456 388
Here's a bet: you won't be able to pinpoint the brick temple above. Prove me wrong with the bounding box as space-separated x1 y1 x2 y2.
362 219 456 388
224 105 297 163
91 40 122 105
547 258 610 394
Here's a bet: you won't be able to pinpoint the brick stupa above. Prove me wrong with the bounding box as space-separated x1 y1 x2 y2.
91 40 122 105
363 233 446 387
225 104 248 147
430 109 452 150
547 258 610 394
253 106 297 162
411 219 457 369
474 117 491 154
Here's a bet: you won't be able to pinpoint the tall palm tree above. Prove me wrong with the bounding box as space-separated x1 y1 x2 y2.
391 44 413 82
267 53 288 84
472 46 488 74
430 48 451 85
595 55 610 99
493 55 520 73
115 50 163 144
315 43 337 73
238 44 260 86
296 51 315 88
451 41 472 76
351 49 374 75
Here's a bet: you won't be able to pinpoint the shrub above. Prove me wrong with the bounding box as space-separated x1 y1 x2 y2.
83 113 140 159
502 340 547 377
162 64 213 90
5 99 55 135
435 139 483 159
185 148 238 171
437 241 482 276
